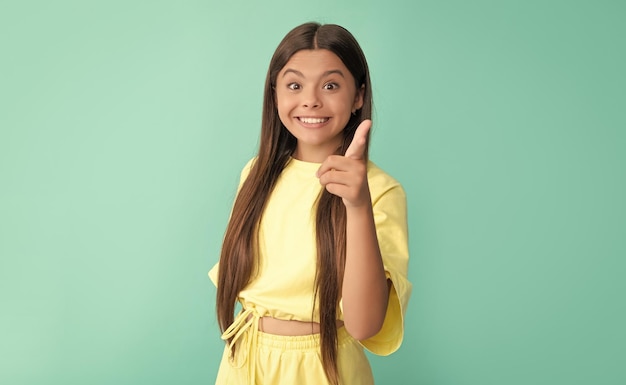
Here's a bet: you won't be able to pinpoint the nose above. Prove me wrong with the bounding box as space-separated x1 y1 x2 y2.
301 88 321 109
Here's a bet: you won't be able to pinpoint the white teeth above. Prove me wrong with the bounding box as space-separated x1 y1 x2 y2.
299 117 328 124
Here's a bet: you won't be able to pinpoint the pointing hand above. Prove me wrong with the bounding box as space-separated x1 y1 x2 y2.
317 120 372 208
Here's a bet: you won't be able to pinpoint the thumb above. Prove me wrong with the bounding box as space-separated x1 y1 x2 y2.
344 119 371 160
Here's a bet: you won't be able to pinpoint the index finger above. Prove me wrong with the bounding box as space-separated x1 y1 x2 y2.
344 119 372 160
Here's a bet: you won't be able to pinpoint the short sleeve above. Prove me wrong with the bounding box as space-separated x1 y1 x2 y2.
208 263 219 286
207 158 256 287
359 181 412 356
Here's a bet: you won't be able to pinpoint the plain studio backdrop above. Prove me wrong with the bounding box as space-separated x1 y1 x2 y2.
0 1 624 384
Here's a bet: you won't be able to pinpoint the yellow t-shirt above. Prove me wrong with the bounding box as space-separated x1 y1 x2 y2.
209 157 411 356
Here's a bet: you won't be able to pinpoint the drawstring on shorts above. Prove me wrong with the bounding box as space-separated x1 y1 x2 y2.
221 307 261 384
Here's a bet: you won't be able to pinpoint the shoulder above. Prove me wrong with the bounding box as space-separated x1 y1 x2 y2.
239 157 257 183
366 161 406 205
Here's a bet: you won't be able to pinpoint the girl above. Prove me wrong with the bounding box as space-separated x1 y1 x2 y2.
209 22 411 385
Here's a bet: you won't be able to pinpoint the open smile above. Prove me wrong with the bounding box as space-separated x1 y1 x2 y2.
297 117 330 125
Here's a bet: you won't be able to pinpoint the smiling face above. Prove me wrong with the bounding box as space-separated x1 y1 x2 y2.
275 49 364 163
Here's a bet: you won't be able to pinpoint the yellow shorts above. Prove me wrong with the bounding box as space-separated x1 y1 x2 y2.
215 327 374 385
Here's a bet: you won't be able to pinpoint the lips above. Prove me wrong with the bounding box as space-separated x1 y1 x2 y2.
298 117 330 124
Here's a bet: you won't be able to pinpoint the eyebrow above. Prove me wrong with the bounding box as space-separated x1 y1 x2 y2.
281 68 345 78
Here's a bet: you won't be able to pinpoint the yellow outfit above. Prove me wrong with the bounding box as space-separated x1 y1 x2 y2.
209 157 411 384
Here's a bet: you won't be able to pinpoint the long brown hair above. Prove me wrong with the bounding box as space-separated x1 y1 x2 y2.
217 22 372 384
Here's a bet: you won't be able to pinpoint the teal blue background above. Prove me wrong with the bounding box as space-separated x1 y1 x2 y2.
1 1 624 384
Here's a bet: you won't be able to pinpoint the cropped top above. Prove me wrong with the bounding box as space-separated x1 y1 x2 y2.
209 157 411 355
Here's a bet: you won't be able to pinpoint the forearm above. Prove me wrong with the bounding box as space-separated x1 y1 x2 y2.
341 203 389 340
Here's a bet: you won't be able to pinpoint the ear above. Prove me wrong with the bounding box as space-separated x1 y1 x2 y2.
352 84 365 111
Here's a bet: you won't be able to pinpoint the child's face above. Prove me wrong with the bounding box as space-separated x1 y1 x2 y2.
275 49 364 163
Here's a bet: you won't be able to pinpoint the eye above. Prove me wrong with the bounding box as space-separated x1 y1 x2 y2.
287 82 301 90
323 82 339 90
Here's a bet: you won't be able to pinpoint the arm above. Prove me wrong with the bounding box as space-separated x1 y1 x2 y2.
343 200 390 340
317 120 389 340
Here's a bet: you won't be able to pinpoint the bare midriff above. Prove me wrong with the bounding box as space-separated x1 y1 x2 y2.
256 316 345 336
